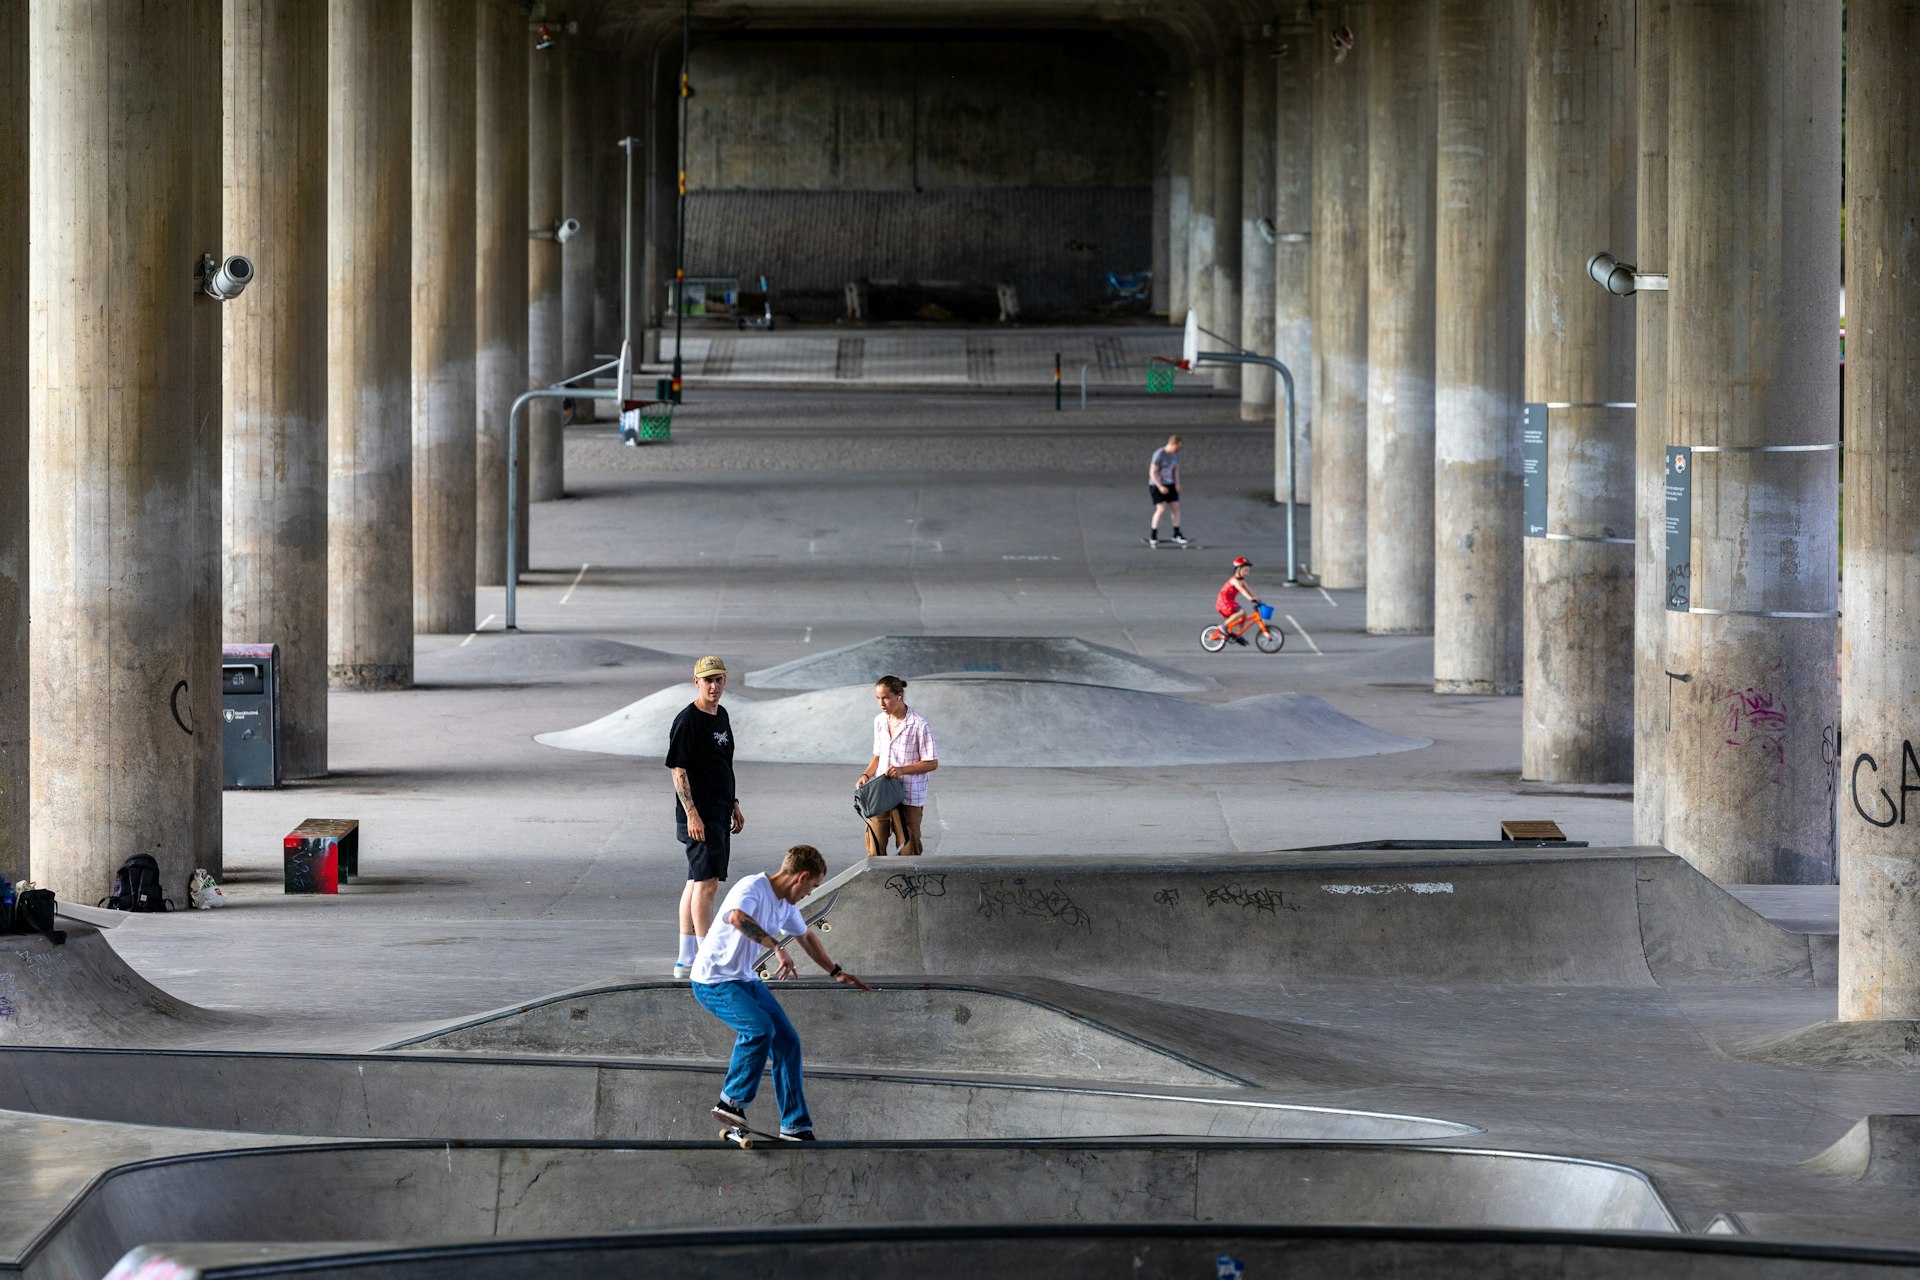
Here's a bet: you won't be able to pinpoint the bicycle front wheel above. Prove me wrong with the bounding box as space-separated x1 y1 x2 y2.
1255 624 1285 653
1200 625 1228 653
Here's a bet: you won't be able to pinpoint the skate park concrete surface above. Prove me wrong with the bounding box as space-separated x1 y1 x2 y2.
4 384 1918 1277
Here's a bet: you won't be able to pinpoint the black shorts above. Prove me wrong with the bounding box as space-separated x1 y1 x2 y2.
677 818 731 882
1150 484 1179 504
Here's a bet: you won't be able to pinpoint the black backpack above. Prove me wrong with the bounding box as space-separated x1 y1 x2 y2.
102 854 172 913
3 887 66 944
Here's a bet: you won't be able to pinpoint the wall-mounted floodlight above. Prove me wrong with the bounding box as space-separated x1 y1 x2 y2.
529 218 581 243
1587 251 1669 297
198 253 254 301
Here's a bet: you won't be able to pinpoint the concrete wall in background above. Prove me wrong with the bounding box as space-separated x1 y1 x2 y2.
682 34 1156 315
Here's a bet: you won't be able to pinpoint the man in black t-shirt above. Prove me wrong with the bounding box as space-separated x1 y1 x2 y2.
667 655 745 979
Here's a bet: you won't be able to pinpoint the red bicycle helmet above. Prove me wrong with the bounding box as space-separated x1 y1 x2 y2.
1232 556 1252 568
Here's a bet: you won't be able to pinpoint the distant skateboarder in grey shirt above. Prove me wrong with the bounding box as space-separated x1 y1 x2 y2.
1147 434 1187 546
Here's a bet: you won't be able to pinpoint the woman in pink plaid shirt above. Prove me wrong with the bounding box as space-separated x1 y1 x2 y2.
856 675 940 856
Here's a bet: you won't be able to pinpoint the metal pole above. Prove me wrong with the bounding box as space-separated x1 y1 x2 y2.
1054 353 1062 410
1279 361 1298 585
505 386 590 630
1193 349 1300 584
620 137 635 357
670 0 690 402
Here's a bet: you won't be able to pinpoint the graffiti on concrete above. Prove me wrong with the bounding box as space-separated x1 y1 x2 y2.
1203 883 1297 914
1850 740 1920 829
885 872 947 901
976 878 1091 930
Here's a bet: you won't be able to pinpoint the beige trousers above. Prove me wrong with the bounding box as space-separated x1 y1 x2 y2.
865 804 924 857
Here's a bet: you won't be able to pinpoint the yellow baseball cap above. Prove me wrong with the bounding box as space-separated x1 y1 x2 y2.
693 655 728 678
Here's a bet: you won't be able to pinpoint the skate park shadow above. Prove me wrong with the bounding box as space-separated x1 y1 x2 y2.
747 634 1219 693
413 635 678 688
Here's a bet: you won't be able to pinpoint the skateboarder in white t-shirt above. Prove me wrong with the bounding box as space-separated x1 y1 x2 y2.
693 844 870 1142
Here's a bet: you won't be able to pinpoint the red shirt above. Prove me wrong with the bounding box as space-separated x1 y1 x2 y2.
1217 579 1245 617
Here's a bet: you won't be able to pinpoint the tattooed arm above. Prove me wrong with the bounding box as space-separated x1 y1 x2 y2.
670 767 705 841
727 908 795 978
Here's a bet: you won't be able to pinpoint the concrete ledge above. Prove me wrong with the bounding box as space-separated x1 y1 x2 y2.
801 848 1833 989
103 1224 1920 1280
38 1140 1677 1278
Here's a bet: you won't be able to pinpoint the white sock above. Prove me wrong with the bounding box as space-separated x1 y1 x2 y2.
678 934 698 965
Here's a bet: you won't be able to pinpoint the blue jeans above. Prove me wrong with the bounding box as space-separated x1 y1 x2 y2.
692 978 812 1135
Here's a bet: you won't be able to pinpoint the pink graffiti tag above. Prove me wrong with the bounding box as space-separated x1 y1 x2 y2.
1712 683 1788 766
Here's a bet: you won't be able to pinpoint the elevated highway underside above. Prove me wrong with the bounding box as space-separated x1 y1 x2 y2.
0 393 1913 1277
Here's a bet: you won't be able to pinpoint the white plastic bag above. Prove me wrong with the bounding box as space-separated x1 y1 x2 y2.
189 867 228 909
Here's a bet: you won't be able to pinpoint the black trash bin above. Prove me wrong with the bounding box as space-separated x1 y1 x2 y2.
222 643 282 789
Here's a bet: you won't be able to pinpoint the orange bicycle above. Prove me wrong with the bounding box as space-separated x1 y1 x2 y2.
1201 602 1285 653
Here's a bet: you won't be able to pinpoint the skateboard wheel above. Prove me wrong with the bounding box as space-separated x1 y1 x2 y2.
818 921 831 933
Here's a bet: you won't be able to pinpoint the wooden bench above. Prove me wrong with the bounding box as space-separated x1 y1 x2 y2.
1500 819 1567 842
284 818 359 894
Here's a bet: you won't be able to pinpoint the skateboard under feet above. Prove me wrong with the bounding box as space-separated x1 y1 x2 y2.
720 1123 784 1148
1143 538 1205 549
713 1104 784 1148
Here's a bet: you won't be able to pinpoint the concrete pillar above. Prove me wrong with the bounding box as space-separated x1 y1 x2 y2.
1433 0 1525 694
561 43 599 424
476 0 529 586
1167 76 1193 322
411 0 476 635
1151 87 1172 317
1240 33 1277 416
0 2 24 885
1310 3 1370 589
1364 0 1436 635
223 0 328 778
643 40 679 354
1665 0 1840 884
1273 9 1314 504
528 38 565 501
1186 58 1219 344
1839 0 1920 1017
1633 0 1672 842
1211 47 1245 393
1520 0 1636 779
29 0 222 899
328 0 413 690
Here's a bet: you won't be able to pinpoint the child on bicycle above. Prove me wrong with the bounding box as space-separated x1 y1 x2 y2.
1216 557 1261 646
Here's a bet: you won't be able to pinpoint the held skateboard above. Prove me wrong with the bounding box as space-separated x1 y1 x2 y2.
752 887 839 980
1142 538 1205 549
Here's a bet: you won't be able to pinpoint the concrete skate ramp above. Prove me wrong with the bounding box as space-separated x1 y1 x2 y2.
749 634 1218 692
1738 1020 1920 1071
537 680 1427 767
379 982 1244 1086
415 635 671 685
0 928 256 1047
0 1048 1472 1141
104 1227 1920 1280
36 1141 1678 1278
805 849 1835 989
1806 1116 1920 1187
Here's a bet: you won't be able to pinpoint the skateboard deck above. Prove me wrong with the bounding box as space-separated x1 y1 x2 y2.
720 1124 785 1148
714 1106 786 1148
1143 538 1204 549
